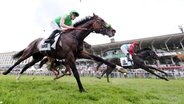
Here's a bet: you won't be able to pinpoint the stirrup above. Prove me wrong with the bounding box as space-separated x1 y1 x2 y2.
45 39 54 44
45 39 51 43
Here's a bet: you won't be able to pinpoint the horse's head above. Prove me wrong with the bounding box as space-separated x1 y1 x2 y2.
91 13 116 37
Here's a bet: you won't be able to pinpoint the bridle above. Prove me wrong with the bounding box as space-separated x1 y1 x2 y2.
73 17 111 34
93 18 111 33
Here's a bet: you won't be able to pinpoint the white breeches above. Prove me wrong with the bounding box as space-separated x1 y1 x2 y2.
50 21 61 30
120 45 129 55
120 45 133 60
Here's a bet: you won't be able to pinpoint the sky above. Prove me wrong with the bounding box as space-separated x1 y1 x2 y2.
0 0 184 52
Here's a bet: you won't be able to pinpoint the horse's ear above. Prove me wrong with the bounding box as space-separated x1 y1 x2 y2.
93 13 97 17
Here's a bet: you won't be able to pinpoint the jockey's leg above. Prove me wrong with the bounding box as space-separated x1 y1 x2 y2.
120 45 131 61
127 53 132 61
45 29 61 44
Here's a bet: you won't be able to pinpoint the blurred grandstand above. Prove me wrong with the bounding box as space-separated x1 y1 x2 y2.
1 32 184 78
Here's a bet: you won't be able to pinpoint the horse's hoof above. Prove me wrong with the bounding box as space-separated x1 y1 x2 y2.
116 65 127 73
96 76 101 79
80 89 86 93
53 77 57 80
2 71 8 75
164 78 169 81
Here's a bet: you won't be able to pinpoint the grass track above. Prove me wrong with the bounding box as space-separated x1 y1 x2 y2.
0 75 184 104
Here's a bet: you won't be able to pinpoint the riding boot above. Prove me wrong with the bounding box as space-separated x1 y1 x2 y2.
126 53 132 62
45 29 61 44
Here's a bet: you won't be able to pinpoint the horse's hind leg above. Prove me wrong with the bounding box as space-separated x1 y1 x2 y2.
3 56 31 75
147 66 168 76
39 57 48 68
106 73 110 83
139 64 169 81
17 54 44 80
106 67 114 83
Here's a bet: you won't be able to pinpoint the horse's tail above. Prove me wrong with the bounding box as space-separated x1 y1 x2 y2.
13 49 25 59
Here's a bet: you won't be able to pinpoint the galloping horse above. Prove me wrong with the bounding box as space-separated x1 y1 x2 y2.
3 14 126 92
96 48 169 82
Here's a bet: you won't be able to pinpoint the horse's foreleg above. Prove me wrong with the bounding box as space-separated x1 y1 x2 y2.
147 66 168 77
78 51 127 73
67 54 85 92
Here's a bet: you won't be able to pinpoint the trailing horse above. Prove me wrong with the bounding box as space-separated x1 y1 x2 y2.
3 14 127 92
96 48 169 82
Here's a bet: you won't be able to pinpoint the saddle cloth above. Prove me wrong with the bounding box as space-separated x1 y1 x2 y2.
120 57 133 66
38 33 60 51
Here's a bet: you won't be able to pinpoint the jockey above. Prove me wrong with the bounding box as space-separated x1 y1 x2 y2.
45 10 79 44
120 41 139 61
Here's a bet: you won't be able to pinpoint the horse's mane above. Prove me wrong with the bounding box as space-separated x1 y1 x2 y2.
137 47 152 53
73 16 94 27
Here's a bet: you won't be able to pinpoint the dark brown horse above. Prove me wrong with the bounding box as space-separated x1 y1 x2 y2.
3 14 127 92
96 48 169 82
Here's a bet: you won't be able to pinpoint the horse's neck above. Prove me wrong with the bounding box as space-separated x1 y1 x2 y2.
138 51 149 59
74 20 93 41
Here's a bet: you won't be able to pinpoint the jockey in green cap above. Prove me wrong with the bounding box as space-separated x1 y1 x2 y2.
45 10 79 44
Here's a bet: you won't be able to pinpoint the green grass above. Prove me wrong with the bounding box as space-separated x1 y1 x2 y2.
0 75 184 104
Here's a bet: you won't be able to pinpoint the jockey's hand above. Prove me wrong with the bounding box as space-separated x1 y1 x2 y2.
62 27 74 32
69 26 75 29
133 53 136 55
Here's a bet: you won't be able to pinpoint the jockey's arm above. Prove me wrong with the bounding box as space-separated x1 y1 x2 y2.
60 17 74 29
130 45 136 55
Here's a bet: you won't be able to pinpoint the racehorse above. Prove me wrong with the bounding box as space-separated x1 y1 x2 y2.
3 14 127 92
96 48 169 82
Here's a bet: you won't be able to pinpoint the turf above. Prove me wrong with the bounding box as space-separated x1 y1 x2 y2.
0 75 184 104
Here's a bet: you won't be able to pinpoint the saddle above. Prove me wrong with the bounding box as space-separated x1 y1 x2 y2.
38 33 61 52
